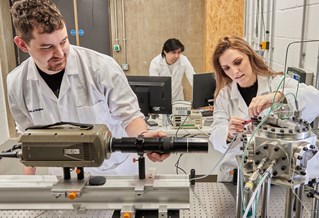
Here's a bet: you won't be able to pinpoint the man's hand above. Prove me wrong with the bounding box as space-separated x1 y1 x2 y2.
143 130 170 162
23 166 36 175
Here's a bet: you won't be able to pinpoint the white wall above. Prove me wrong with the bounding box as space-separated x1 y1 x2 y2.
245 0 319 83
0 64 9 145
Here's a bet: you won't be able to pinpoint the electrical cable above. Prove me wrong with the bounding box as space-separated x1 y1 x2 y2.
0 144 21 160
282 40 319 96
260 0 266 40
175 154 186 174
243 170 270 218
175 114 189 138
240 75 292 212
195 126 211 137
167 114 173 126
189 134 238 182
291 186 311 218
0 152 19 158
174 122 189 174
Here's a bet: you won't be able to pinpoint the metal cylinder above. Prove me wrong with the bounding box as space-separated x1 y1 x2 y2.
111 137 208 154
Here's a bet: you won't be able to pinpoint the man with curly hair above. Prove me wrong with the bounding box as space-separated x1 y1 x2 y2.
8 0 169 176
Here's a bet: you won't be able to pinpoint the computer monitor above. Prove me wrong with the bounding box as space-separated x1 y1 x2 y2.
126 75 172 116
192 72 216 108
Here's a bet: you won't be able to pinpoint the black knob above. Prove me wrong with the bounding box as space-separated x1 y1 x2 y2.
255 150 260 155
190 169 196 185
281 166 286 171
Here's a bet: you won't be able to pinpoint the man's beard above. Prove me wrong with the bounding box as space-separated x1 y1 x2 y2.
47 59 67 72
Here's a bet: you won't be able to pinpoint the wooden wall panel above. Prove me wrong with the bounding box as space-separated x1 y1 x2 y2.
205 0 244 72
109 0 206 76
0 0 18 138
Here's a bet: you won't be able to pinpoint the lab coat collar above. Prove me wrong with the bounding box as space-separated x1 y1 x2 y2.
256 75 271 95
160 55 181 75
26 46 79 82
26 58 40 81
58 46 79 99
230 81 248 114
65 45 80 76
26 47 80 100
230 75 270 114
230 75 270 99
26 58 57 101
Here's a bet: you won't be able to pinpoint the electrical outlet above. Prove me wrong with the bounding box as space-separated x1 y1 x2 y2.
114 44 120 52
122 63 129 71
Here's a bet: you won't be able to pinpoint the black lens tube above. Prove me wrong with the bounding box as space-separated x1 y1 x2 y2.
111 137 208 154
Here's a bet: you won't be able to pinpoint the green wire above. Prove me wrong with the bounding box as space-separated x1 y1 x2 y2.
240 74 297 215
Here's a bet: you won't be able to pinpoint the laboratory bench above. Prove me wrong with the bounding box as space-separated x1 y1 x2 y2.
0 182 314 217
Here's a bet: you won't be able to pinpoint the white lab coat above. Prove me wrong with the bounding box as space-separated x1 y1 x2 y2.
209 75 319 182
149 54 195 102
7 45 144 176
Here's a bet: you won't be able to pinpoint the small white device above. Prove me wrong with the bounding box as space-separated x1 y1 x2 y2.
172 101 202 129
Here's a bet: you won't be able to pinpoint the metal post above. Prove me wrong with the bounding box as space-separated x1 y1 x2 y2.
261 176 271 217
285 187 294 218
311 181 319 218
295 184 304 218
236 166 243 218
299 0 307 68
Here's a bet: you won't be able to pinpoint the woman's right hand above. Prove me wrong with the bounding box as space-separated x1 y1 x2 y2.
228 116 246 139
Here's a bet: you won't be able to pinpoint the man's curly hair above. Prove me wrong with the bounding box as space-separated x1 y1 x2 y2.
11 0 65 44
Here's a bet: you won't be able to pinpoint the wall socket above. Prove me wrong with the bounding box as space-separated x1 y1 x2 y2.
113 44 120 52
122 63 129 71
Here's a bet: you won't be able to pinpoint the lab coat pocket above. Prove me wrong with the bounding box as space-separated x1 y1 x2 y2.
76 101 108 124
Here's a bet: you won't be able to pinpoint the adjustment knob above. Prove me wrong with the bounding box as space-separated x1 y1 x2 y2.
68 192 77 200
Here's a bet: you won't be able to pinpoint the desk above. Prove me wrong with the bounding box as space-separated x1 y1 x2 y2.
145 115 220 175
0 183 313 217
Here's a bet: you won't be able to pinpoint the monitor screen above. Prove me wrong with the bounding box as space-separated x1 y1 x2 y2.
192 72 216 108
126 76 172 116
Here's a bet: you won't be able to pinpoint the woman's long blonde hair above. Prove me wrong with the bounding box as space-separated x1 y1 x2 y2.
212 36 282 98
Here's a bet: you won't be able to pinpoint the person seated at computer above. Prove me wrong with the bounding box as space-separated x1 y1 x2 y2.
209 35 319 182
149 38 196 102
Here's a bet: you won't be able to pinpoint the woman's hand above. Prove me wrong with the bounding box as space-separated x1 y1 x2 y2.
248 92 284 117
228 116 246 140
